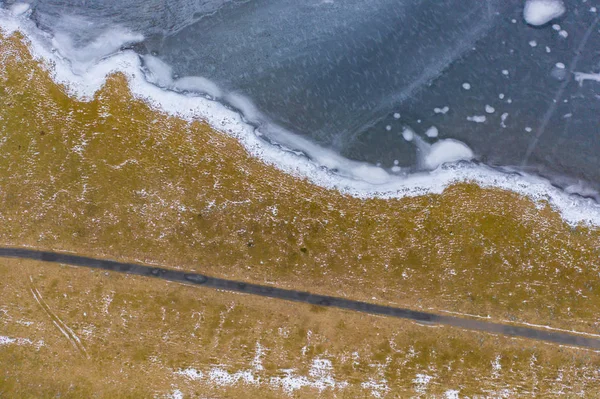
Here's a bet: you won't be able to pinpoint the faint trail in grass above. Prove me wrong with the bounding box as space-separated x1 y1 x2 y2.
29 275 89 358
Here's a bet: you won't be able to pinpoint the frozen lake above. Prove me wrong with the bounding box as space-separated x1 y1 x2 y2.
10 0 600 197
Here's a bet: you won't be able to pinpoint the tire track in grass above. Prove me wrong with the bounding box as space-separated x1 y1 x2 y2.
29 275 89 358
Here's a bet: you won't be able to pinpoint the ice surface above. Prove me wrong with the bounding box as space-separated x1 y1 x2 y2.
523 0 566 26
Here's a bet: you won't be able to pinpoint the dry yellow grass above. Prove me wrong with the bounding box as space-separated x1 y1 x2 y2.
0 32 600 397
2 258 600 398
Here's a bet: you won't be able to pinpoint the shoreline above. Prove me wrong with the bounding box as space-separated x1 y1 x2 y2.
1 9 600 226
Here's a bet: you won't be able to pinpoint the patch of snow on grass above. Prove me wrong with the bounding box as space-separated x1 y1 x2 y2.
0 335 44 348
176 368 204 380
270 357 349 393
361 378 390 398
445 390 460 399
492 355 502 379
164 389 184 399
413 373 433 395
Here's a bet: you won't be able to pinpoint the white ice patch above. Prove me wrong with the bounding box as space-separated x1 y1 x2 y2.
565 181 600 198
422 139 474 170
467 115 487 123
402 127 415 142
501 112 509 128
574 71 600 85
172 76 222 98
142 55 175 87
425 126 439 138
523 0 566 26
9 3 30 16
485 105 495 114
2 9 600 226
143 55 222 98
529 40 538 47
52 22 144 75
462 82 471 90
434 106 450 114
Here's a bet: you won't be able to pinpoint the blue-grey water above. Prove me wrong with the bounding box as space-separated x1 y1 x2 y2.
6 0 600 196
